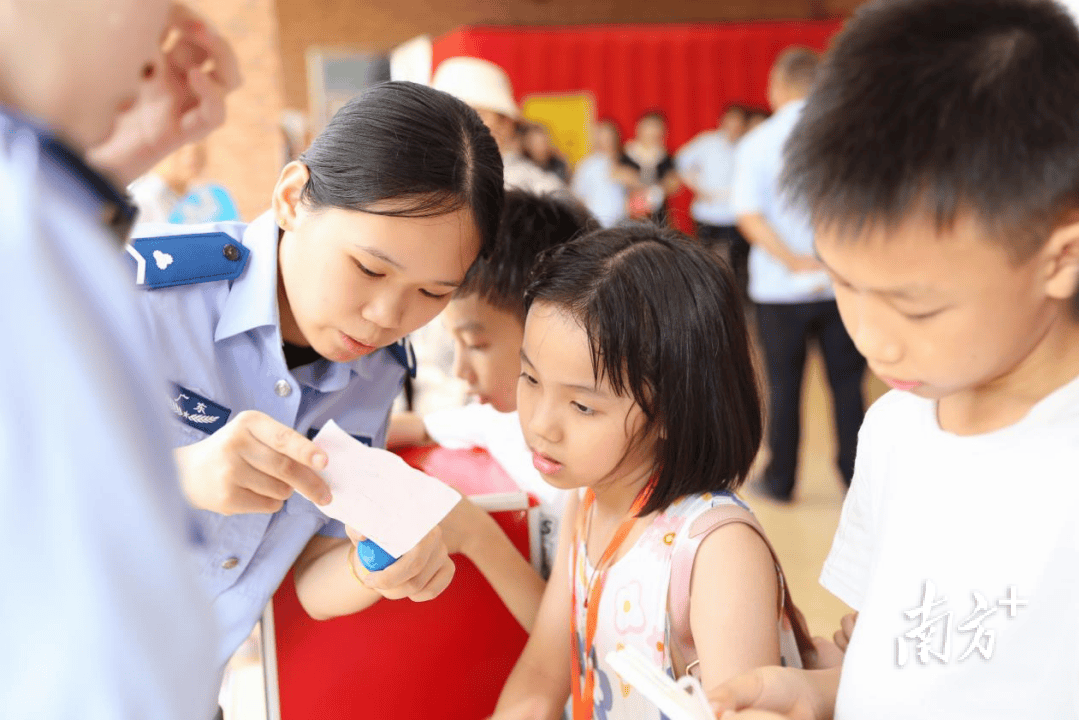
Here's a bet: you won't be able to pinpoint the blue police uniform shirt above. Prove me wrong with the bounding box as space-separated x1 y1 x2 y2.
731 99 834 304
127 210 413 669
0 111 220 718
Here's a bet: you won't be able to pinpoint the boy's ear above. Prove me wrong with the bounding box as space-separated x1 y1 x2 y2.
272 161 311 232
1044 217 1079 302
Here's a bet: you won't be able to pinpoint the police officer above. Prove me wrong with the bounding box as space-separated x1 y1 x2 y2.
126 81 505 679
0 3 239 719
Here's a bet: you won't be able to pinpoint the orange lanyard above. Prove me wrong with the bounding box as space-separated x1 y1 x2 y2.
569 487 651 720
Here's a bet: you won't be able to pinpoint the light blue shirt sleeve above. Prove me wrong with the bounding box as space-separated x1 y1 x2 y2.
728 101 830 303
731 130 770 216
675 135 704 173
0 127 219 720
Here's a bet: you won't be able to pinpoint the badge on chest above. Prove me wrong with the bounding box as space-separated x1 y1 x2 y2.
169 383 231 435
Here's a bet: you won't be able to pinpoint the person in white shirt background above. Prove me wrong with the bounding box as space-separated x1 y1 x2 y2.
677 103 751 297
731 47 866 504
572 118 635 228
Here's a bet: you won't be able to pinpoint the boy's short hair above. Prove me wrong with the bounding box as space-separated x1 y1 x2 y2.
457 190 598 320
783 0 1079 260
772 47 820 93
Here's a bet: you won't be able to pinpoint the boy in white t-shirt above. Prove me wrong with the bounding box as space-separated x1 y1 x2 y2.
711 1 1079 718
389 190 597 627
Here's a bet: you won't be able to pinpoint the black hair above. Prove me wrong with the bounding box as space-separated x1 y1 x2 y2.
524 223 762 516
299 81 504 257
458 190 598 320
783 0 1079 260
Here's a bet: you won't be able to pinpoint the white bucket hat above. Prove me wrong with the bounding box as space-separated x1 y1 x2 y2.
431 57 520 119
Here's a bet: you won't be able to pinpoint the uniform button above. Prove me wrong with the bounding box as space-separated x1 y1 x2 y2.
274 379 292 397
221 557 239 570
222 243 241 261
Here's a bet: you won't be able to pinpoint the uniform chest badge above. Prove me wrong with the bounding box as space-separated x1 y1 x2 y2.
169 384 231 434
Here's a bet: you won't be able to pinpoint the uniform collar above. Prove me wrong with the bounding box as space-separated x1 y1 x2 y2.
0 107 137 244
214 210 281 343
213 210 372 392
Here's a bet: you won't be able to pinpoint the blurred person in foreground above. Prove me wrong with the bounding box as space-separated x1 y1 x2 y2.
0 2 239 718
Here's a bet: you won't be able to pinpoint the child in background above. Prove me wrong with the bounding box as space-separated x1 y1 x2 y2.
390 190 597 629
712 1 1079 718
493 224 800 720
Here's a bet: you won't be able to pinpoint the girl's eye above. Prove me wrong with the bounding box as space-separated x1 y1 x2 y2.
571 401 594 416
421 289 452 300
519 371 538 386
355 260 384 278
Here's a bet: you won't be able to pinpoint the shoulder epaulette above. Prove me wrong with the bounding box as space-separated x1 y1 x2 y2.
125 232 250 289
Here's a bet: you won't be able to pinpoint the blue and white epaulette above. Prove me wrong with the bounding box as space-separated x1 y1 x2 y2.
125 232 250 289
386 338 417 378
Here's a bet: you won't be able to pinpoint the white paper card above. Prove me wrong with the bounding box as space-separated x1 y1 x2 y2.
311 420 461 557
605 647 713 720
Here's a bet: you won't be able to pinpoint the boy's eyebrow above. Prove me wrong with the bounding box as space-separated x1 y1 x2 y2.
453 320 486 333
356 245 462 288
814 252 936 300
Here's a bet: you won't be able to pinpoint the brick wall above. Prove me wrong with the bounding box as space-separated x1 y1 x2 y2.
187 0 285 221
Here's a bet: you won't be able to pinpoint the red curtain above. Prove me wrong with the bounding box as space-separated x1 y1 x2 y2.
433 21 844 230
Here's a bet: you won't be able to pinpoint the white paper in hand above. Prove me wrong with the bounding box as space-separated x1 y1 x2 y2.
311 420 461 557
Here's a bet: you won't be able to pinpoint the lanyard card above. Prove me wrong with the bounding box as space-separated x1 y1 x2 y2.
604 646 713 720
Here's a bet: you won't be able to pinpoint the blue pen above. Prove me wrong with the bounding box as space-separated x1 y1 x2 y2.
356 538 397 572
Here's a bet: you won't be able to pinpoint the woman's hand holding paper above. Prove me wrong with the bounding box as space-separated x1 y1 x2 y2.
173 410 331 515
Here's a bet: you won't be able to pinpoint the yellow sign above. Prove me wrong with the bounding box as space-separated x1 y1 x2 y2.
521 93 596 167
